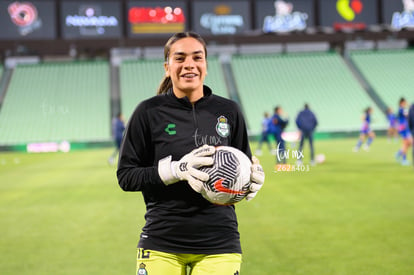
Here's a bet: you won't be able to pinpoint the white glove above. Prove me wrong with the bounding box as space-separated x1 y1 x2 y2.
158 145 216 193
246 156 265 201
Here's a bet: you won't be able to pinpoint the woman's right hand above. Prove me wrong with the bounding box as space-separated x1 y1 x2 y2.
158 145 216 192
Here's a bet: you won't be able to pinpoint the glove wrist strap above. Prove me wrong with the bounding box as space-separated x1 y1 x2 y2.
158 156 179 185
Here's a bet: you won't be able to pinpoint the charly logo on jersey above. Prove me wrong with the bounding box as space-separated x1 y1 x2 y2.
216 116 230 137
137 263 148 275
164 123 176 135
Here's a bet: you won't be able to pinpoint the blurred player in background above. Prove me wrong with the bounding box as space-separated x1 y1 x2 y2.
116 32 264 275
353 107 375 152
386 107 398 143
395 98 412 166
269 106 289 164
108 112 125 165
409 102 414 167
296 103 318 165
255 111 272 156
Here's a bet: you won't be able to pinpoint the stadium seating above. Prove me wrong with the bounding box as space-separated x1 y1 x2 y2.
231 51 388 135
119 58 163 121
0 61 111 145
349 49 414 109
2 49 412 147
119 57 228 120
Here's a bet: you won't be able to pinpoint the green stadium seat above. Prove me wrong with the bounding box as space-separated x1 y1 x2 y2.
231 52 388 135
350 49 414 109
0 61 111 145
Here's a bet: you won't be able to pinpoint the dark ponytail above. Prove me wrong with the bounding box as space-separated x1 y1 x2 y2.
156 31 207 95
157 76 172 95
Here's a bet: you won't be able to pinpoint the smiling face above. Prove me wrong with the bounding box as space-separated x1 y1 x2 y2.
164 37 207 102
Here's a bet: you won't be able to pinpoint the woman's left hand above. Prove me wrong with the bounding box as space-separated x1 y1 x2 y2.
246 156 265 201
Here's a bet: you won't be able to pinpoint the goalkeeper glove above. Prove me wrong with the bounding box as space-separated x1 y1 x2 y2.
158 144 215 193
246 156 265 201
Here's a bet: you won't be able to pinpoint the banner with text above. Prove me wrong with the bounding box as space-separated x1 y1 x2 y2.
192 0 251 35
255 0 314 33
60 1 122 39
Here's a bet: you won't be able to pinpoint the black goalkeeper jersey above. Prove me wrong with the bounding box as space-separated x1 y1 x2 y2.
117 85 251 254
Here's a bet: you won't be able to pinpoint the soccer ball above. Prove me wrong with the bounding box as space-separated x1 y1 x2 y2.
315 153 326 164
200 146 252 205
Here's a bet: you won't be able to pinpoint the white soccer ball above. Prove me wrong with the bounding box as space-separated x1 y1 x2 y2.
200 146 252 205
315 153 326 164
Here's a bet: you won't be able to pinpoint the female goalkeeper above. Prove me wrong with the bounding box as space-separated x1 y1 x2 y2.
117 32 265 275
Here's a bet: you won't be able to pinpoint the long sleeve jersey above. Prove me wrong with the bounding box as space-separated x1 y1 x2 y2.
117 85 251 254
409 104 414 132
398 107 408 131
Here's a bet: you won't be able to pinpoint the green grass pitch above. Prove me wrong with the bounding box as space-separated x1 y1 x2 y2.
0 137 413 274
